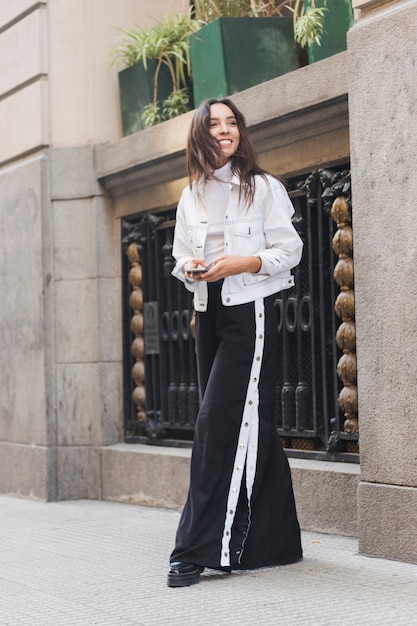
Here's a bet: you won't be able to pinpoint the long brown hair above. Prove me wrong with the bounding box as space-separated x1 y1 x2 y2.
186 98 268 206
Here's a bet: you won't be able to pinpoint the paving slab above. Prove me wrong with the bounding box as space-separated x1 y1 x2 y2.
0 496 416 625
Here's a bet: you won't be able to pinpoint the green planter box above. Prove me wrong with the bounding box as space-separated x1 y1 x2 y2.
118 60 173 136
190 17 299 107
306 0 353 63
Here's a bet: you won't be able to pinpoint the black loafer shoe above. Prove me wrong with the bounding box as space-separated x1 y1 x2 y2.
167 561 204 587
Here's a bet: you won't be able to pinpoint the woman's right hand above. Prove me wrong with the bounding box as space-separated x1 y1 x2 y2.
204 255 262 281
184 259 210 279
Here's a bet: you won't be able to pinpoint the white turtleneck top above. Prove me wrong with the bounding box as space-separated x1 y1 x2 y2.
203 161 233 266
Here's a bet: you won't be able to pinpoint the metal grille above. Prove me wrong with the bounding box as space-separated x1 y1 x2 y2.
121 166 358 460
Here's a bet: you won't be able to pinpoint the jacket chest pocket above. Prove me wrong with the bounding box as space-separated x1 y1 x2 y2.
187 224 207 254
232 219 263 255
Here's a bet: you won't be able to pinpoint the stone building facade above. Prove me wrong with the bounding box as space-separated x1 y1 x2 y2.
0 0 416 563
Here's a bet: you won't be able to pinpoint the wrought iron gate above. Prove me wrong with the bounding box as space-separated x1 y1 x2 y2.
122 166 358 461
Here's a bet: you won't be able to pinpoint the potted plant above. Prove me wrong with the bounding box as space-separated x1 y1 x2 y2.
190 1 351 106
303 0 353 63
110 11 202 134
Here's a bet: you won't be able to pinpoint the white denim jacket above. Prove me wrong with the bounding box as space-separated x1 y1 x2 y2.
172 172 303 311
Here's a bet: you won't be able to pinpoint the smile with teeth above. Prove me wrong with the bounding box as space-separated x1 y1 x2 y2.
219 139 232 145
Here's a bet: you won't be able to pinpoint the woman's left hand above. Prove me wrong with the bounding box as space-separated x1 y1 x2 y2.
198 255 262 282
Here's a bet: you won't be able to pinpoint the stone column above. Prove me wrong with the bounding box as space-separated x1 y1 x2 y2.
50 146 123 500
348 0 417 561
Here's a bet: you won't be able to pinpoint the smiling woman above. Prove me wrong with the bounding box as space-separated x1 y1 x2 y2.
167 98 304 588
208 103 240 165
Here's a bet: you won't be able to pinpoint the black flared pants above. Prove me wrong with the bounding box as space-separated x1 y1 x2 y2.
170 281 302 569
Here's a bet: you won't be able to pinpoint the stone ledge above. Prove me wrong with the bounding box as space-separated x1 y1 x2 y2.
0 442 54 500
101 443 360 537
96 52 348 197
101 443 191 510
352 0 397 13
291 457 359 537
0 439 360 538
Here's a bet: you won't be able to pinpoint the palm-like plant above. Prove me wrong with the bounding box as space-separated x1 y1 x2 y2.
110 10 201 111
193 0 327 47
193 0 254 20
284 1 327 47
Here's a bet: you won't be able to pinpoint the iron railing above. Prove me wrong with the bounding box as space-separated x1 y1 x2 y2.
121 166 358 461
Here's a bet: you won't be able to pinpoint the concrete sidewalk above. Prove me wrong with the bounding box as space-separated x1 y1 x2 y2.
1 495 416 626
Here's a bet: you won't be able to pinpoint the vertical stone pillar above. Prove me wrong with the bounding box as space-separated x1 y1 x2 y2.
51 145 122 500
348 0 417 561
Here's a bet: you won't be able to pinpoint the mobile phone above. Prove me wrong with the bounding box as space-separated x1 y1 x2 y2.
186 266 209 274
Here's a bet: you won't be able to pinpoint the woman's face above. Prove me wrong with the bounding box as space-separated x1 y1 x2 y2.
209 102 240 166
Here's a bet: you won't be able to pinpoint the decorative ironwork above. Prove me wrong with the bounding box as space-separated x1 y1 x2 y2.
327 173 359 449
122 216 167 440
121 165 358 460
125 242 146 424
274 168 344 455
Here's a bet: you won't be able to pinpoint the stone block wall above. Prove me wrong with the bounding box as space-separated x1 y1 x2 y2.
0 0 185 499
0 156 53 498
0 145 123 499
348 0 417 561
49 146 123 499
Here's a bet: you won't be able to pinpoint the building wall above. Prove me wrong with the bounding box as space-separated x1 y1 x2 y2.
0 0 189 160
349 0 417 561
0 0 187 500
48 145 120 499
0 155 53 498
